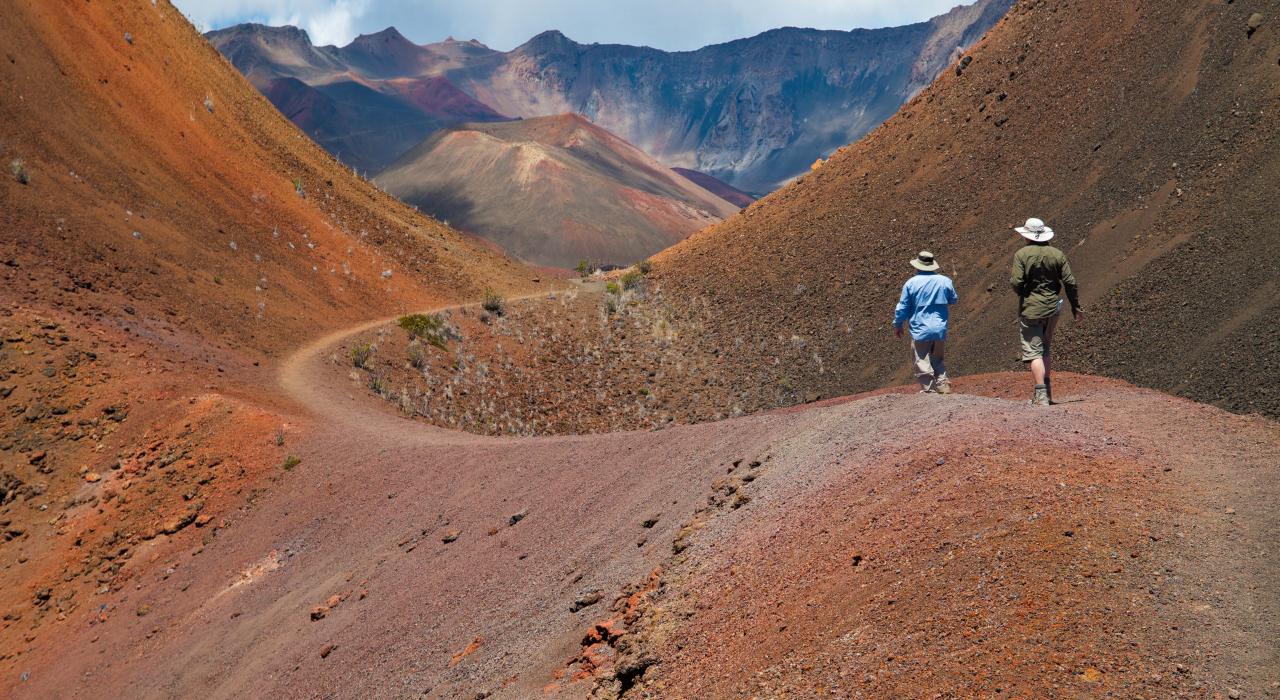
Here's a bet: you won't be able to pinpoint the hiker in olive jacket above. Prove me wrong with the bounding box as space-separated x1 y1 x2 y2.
1010 218 1083 406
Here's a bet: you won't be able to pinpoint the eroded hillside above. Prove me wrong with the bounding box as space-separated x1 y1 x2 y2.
648 0 1280 417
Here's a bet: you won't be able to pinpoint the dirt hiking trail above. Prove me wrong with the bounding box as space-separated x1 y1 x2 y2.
7 302 1276 699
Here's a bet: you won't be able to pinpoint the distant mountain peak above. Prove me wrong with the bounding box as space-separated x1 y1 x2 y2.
349 26 414 49
520 29 577 52
208 22 312 46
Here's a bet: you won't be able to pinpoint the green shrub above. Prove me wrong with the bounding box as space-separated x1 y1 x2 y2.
621 270 642 290
636 259 652 275
398 313 449 349
369 375 388 394
576 260 590 278
482 288 504 315
605 281 620 295
350 342 373 368
281 455 301 470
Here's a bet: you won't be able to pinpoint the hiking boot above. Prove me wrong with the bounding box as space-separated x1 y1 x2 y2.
1031 384 1050 407
935 378 952 395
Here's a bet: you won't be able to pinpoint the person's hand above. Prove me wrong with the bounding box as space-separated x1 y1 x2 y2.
1073 309 1085 323
894 326 904 339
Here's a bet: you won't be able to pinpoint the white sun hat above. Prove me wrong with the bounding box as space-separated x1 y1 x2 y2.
1015 217 1055 242
910 250 941 271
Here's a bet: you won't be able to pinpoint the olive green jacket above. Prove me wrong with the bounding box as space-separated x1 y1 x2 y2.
1010 243 1081 319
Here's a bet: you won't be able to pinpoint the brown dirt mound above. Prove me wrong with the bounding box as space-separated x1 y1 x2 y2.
650 0 1280 417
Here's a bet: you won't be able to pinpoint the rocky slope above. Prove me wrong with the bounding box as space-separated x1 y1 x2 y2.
209 0 1013 191
0 0 547 675
647 0 1280 418
1 2 1276 699
375 114 740 268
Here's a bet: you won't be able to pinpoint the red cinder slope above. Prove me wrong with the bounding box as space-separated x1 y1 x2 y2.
652 0 1280 417
0 0 547 676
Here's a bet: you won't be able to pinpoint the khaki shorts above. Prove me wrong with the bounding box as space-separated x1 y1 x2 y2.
1019 314 1059 362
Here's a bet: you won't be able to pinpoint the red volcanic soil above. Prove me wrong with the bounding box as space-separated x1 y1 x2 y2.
5 319 1276 698
0 1 1276 699
0 0 549 684
653 0 1280 417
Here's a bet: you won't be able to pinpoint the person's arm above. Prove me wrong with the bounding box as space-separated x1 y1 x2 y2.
946 277 959 304
893 282 913 337
1061 256 1083 320
1009 250 1027 296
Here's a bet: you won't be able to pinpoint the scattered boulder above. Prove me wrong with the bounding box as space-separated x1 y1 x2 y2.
1246 13 1263 37
570 589 604 613
441 529 460 544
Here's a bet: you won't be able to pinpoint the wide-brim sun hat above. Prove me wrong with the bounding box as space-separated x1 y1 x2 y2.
910 250 941 271
1015 217 1055 242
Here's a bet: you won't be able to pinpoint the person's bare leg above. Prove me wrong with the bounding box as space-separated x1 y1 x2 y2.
1030 357 1047 386
1043 316 1059 401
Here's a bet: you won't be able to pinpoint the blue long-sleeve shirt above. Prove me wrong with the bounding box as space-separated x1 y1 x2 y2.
893 272 958 341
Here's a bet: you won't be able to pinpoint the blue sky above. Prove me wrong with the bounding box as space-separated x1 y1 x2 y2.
175 0 978 51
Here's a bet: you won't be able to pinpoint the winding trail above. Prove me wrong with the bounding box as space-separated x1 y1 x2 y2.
12 307 1278 699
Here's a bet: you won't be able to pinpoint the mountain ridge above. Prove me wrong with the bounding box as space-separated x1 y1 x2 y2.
208 0 1013 190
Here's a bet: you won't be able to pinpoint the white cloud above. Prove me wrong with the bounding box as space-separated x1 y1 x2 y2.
175 0 981 50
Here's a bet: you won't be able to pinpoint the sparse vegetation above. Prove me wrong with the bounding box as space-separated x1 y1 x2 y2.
281 455 301 471
576 260 591 278
292 178 305 198
621 270 642 290
369 374 388 395
408 340 428 369
398 313 449 350
350 342 373 368
605 281 620 295
9 159 29 185
203 94 214 113
636 259 652 275
274 426 285 447
482 288 504 316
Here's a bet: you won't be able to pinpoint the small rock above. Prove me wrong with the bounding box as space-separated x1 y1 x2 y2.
136 604 151 617
507 509 528 526
441 530 460 544
124 32 133 44
1228 689 1242 699
319 643 335 658
1225 508 1236 515
570 589 603 612
1246 13 1263 36
83 473 101 483
641 514 661 529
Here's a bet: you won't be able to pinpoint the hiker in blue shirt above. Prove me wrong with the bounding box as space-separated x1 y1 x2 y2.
893 251 959 394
